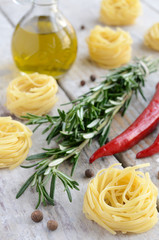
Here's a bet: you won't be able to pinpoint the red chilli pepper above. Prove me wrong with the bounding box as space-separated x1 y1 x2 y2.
90 83 159 163
136 134 159 158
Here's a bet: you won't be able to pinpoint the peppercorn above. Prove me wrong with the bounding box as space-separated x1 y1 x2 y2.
47 220 58 231
85 169 94 178
31 210 43 223
80 80 86 86
90 74 96 82
80 25 85 30
105 137 109 143
157 198 159 212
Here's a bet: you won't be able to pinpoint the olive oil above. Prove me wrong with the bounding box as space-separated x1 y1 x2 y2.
12 16 77 78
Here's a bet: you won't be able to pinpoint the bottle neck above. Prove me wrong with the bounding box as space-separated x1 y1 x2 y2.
18 0 67 33
33 0 58 6
32 0 58 14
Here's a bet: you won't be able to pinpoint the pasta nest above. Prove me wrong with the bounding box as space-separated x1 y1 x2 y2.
87 26 132 69
6 73 58 118
144 23 159 51
0 117 32 169
100 0 142 26
83 164 158 235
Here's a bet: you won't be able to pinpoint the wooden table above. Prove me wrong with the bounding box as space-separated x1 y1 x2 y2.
0 0 159 239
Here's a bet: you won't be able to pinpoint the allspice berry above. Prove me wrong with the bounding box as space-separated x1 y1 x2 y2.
80 25 85 30
47 220 58 231
80 80 86 86
85 169 94 178
157 198 159 212
31 210 43 223
90 74 96 82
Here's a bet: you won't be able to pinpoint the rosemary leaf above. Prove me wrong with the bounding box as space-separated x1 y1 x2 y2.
17 57 159 207
50 173 56 200
16 173 35 198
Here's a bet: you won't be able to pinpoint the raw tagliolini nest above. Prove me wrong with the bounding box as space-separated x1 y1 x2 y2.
0 117 32 169
87 26 132 69
100 0 142 26
6 73 58 118
83 164 158 235
144 23 159 51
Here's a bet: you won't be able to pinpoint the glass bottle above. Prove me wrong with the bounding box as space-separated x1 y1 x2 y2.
11 0 78 78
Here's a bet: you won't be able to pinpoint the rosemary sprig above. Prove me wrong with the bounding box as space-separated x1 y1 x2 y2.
16 57 159 208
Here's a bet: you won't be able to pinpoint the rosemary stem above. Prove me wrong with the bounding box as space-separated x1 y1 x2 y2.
17 57 159 207
49 91 133 168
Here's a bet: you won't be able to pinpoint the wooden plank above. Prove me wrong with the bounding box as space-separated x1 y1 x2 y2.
57 0 159 190
0 0 159 239
142 0 159 13
0 0 31 27
0 8 124 240
109 1 159 189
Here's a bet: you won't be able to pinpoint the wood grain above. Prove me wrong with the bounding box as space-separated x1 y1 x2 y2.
58 0 159 188
0 0 159 239
0 4 120 240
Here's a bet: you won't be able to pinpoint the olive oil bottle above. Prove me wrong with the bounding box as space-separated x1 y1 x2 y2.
12 0 77 78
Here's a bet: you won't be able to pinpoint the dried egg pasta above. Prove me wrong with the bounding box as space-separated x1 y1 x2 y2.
0 117 32 169
144 23 159 51
6 73 58 118
83 163 158 234
100 0 141 26
87 26 132 69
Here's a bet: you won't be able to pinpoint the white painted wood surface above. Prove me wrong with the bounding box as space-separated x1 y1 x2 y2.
0 0 159 239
